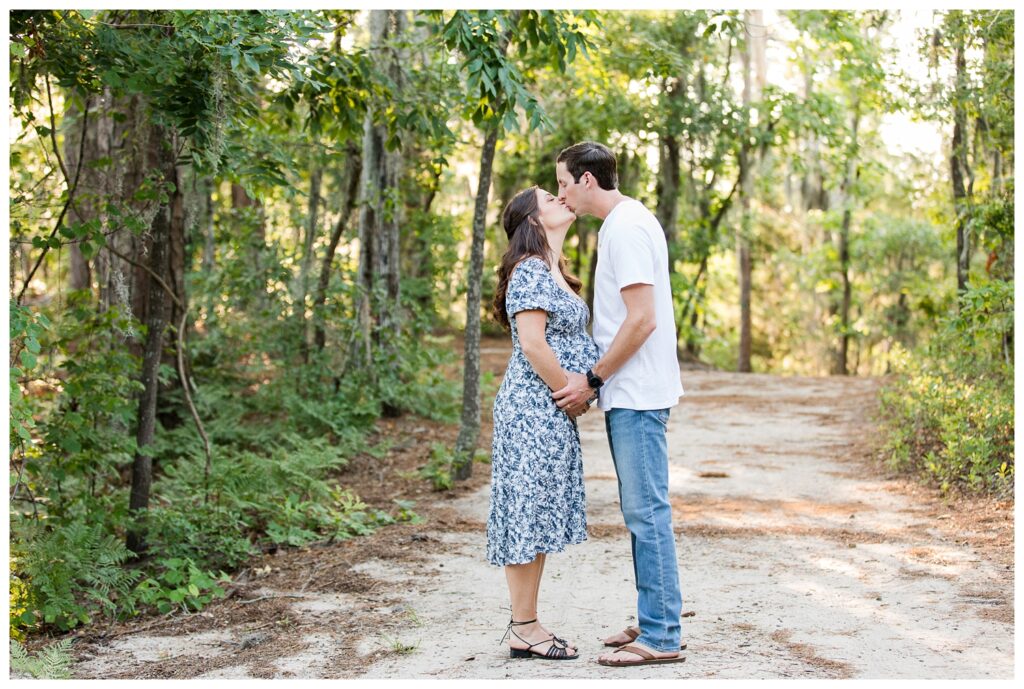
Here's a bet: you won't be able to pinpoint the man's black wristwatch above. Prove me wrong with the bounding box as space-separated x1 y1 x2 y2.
585 368 604 391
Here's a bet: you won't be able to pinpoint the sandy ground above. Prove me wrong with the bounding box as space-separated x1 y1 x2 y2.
57 351 1013 679
356 371 1014 679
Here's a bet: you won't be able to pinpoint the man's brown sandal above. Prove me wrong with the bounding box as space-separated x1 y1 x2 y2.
597 643 686 667
604 626 687 650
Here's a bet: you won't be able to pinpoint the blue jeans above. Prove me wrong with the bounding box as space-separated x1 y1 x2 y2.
605 407 682 653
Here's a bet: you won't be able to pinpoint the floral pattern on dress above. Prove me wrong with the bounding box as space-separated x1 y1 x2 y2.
487 256 599 566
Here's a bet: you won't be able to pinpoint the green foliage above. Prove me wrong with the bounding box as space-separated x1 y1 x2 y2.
435 10 598 132
10 288 464 637
951 280 1014 360
380 633 420 655
11 9 329 178
11 520 142 632
10 293 150 636
31 291 145 520
134 558 230 615
9 300 51 456
392 499 424 524
417 442 456 491
973 184 1014 282
416 442 491 491
879 292 1013 496
153 428 387 539
265 491 384 546
401 209 463 326
143 503 256 572
392 335 463 423
10 638 74 679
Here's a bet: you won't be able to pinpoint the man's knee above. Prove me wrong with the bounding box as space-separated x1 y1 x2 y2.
621 498 674 533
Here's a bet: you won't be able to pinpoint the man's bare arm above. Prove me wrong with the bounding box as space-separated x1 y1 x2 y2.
591 283 656 382
552 283 656 409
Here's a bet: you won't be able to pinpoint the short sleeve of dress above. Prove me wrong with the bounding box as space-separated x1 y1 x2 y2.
506 257 556 317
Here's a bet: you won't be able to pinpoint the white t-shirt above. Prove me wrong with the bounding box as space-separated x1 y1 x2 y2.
593 198 684 411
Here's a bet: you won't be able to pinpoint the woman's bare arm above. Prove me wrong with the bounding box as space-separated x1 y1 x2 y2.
515 310 569 392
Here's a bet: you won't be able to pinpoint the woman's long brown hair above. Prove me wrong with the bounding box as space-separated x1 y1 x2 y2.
492 186 583 331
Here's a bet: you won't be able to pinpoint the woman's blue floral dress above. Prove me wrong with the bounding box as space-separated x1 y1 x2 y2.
487 256 599 566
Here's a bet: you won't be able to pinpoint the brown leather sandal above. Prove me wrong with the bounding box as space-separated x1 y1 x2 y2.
598 643 686 667
604 626 687 650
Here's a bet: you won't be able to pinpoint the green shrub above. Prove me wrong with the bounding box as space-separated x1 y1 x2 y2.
265 489 389 546
9 300 50 457
417 442 456 491
879 284 1014 495
144 503 257 571
134 557 230 615
25 292 143 522
10 283 462 639
415 442 491 491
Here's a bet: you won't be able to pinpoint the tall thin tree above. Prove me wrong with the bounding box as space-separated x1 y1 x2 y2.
357 10 406 409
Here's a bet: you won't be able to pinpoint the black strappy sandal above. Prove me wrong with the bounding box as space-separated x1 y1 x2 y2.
500 617 575 649
501 618 579 660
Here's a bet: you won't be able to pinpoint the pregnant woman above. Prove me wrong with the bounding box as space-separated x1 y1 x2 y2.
487 186 599 661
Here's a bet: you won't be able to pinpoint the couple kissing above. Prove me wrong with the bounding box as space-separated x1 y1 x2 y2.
487 141 686 667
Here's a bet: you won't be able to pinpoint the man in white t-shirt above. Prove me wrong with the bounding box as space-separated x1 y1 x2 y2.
553 141 685 667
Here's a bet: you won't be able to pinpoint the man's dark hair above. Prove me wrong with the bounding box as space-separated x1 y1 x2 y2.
557 141 618 190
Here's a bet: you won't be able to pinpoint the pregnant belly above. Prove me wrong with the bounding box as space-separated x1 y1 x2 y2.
550 337 599 373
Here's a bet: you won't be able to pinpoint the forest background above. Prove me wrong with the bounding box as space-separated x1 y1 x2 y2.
6 7 1014 666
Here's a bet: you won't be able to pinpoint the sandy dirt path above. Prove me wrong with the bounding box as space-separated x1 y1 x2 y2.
356 370 1014 679
66 364 1014 679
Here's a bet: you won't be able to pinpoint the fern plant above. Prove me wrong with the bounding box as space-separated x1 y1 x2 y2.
12 520 141 631
10 638 74 679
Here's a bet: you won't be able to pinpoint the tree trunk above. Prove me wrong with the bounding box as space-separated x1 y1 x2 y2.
63 92 97 293
736 11 755 372
357 10 406 405
656 133 681 256
165 155 187 350
451 126 500 481
301 167 323 293
404 165 443 320
296 166 322 362
152 147 188 434
126 125 177 556
831 100 860 375
230 182 266 312
201 176 216 273
68 243 92 293
586 237 598 315
736 232 752 372
797 61 833 373
314 146 362 357
800 80 829 215
682 255 708 357
83 92 155 359
573 218 589 280
950 13 971 299
682 173 739 357
736 9 767 373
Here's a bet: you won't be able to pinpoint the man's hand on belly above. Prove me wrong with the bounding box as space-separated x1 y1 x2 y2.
553 371 592 413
